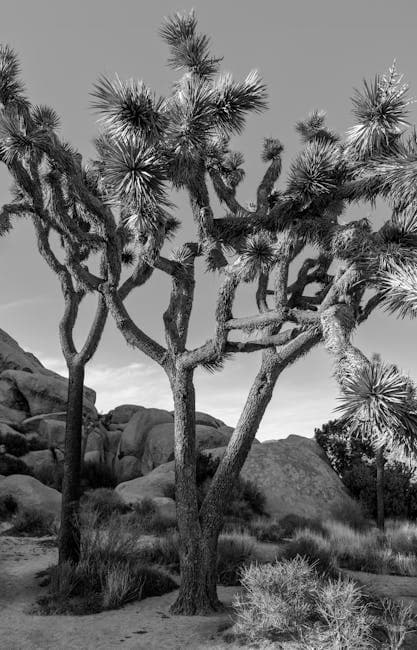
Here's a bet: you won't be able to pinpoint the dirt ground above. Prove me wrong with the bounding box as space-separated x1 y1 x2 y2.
3 533 417 649
0 533 241 650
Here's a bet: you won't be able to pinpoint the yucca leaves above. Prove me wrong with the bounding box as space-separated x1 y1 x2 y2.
160 9 222 78
296 110 339 144
261 137 284 162
211 71 268 135
379 263 417 319
0 44 26 108
346 64 411 159
287 139 340 205
337 360 417 451
91 76 167 142
239 232 276 281
31 105 60 131
100 135 168 210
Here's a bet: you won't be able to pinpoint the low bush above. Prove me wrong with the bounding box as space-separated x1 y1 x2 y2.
277 513 328 540
281 529 337 577
129 498 176 536
231 558 374 648
11 507 58 537
217 532 255 586
80 488 130 522
35 510 178 615
134 531 180 572
0 493 18 519
385 519 417 555
247 516 282 543
81 461 117 490
36 560 177 615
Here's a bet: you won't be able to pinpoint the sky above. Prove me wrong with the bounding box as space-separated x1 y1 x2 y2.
1 0 417 440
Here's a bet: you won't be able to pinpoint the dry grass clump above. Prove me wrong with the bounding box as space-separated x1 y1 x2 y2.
217 532 256 585
34 509 178 615
9 507 58 537
231 557 374 648
281 529 337 577
283 520 417 578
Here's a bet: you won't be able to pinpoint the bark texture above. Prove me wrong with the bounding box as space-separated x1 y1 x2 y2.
376 446 385 531
58 362 85 564
170 368 222 614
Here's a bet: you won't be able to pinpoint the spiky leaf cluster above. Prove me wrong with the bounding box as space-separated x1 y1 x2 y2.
261 137 284 162
100 135 169 213
31 105 60 131
91 76 167 142
379 263 417 319
296 110 338 144
0 45 26 109
160 10 222 78
239 232 276 281
337 359 417 453
211 71 268 135
346 64 411 159
287 139 341 206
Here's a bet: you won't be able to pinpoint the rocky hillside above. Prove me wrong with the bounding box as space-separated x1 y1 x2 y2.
0 328 358 522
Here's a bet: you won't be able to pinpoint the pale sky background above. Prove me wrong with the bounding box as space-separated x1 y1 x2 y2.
0 0 417 440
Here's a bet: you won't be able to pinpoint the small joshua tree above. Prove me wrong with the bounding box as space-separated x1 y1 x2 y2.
336 354 417 530
0 46 166 563
2 11 417 613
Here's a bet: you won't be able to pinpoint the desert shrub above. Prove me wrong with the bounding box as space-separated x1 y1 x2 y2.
11 507 58 537
329 499 370 531
129 498 176 535
281 529 337 577
248 516 282 543
231 558 374 648
216 532 255 586
33 461 64 491
276 513 328 540
378 597 417 649
134 531 180 572
385 519 417 555
35 511 177 615
81 461 117 490
322 520 385 573
0 454 32 476
81 488 130 522
232 557 323 643
0 493 18 519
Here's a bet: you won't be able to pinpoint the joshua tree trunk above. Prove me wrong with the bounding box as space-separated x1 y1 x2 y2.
375 446 385 531
58 361 85 564
169 367 223 614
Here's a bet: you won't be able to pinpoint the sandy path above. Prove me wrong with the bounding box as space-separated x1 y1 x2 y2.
0 534 239 650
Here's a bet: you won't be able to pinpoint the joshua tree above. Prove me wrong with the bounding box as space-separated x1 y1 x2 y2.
2 11 417 613
335 354 417 530
0 46 170 563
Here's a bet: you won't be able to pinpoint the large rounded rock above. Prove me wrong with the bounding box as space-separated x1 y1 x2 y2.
38 419 66 449
117 408 174 459
0 474 61 518
109 404 144 425
1 370 96 417
116 462 175 503
0 404 28 426
0 328 47 374
21 449 64 473
140 423 231 475
114 455 143 483
204 435 357 520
